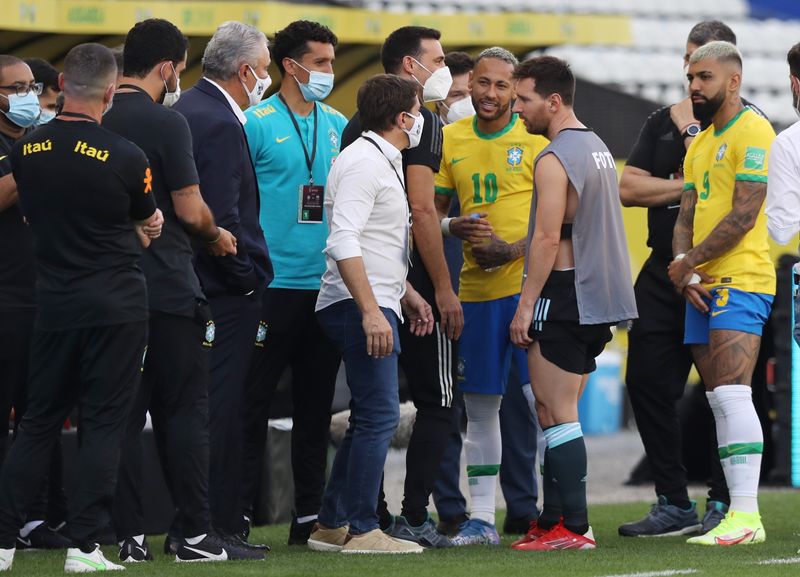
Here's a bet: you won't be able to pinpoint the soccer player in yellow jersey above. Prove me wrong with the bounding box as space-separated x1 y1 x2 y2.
668 41 775 546
433 47 548 545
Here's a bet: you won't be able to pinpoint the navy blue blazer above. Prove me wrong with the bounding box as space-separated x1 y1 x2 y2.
174 78 273 297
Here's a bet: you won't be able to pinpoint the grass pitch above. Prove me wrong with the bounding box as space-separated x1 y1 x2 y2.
14 491 800 577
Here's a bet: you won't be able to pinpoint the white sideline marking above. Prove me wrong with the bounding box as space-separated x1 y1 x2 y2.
755 557 800 565
597 571 698 577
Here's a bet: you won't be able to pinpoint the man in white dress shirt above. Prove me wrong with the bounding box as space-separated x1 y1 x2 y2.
308 74 434 555
765 42 800 345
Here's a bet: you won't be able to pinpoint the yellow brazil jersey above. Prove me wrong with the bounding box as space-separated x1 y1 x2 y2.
435 114 548 302
683 106 776 295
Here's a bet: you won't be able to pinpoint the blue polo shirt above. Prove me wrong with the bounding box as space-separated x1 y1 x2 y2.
244 94 347 289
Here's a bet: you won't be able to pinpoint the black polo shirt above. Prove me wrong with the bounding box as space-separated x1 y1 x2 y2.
0 130 35 313
11 118 155 330
104 89 205 317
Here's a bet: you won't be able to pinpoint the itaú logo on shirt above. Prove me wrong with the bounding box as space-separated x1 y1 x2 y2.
22 139 52 155
73 140 109 162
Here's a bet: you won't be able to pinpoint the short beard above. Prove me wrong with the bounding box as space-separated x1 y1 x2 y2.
692 88 725 124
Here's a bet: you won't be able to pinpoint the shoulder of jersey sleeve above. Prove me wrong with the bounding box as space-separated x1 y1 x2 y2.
645 104 672 123
319 103 348 121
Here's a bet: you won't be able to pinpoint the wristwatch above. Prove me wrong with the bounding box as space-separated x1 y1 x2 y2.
681 123 701 139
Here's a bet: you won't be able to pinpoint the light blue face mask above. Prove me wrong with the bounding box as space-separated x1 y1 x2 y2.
291 60 334 102
0 91 41 128
35 108 56 126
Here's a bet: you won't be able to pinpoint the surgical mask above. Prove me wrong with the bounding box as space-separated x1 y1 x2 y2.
445 96 475 124
162 63 181 108
291 60 334 102
0 91 41 128
35 108 56 125
411 58 452 102
242 65 271 107
402 110 424 149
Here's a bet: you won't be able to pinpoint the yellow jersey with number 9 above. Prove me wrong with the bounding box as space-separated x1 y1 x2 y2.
682 107 776 295
435 115 548 302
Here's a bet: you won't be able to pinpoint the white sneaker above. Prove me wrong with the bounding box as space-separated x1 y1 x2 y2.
0 548 14 571
65 545 125 573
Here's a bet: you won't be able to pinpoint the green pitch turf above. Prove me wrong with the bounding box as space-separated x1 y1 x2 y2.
13 491 800 576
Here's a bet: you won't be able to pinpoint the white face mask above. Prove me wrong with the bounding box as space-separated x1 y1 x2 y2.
445 96 475 124
401 110 425 149
242 65 272 107
411 58 452 103
162 62 181 108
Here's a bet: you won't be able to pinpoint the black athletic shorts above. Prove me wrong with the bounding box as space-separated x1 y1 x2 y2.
528 270 613 375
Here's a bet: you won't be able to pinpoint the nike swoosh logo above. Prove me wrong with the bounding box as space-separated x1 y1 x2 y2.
65 555 106 570
183 546 228 561
16 538 31 547
710 309 729 317
452 157 468 165
276 136 291 143
0 155 7 162
715 529 754 545
135 546 147 556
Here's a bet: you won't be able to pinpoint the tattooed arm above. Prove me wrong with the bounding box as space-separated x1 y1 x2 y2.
672 185 697 258
685 180 765 266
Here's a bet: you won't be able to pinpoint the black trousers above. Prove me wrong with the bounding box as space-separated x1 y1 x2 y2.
113 307 212 539
0 321 146 548
207 292 262 534
0 309 67 527
626 254 728 505
377 267 456 524
240 288 340 521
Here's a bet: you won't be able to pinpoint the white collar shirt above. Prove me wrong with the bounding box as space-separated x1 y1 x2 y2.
316 130 409 320
766 120 800 249
203 77 247 125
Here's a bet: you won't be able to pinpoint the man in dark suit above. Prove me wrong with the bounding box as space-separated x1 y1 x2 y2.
173 20 273 550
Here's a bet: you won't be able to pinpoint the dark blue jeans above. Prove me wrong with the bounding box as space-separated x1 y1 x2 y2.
316 299 401 535
433 362 539 521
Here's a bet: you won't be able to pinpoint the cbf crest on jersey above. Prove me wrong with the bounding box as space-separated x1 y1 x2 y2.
203 321 215 348
715 143 728 162
329 128 339 152
507 146 523 167
255 321 268 348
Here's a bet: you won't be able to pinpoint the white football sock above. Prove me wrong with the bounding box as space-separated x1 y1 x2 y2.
706 390 730 482
464 393 502 525
715 385 762 513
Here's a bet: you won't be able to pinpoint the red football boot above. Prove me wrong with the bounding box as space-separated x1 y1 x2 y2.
514 524 595 551
511 518 562 549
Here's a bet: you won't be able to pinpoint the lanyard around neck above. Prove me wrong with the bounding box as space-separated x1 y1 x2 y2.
278 94 318 185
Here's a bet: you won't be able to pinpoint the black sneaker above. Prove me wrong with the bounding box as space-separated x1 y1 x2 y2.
701 500 728 534
503 513 539 535
288 516 315 546
437 514 469 537
16 524 72 550
388 515 452 548
220 531 270 552
176 533 265 562
618 496 702 537
118 536 154 562
164 532 180 555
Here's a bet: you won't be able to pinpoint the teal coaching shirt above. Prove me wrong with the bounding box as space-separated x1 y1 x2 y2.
244 94 348 289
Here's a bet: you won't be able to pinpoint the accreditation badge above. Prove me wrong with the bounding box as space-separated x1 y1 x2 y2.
298 184 324 224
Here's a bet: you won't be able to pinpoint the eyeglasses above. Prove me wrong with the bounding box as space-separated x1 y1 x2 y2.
0 82 44 97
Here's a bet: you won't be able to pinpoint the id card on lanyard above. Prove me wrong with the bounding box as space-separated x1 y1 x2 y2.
279 94 325 224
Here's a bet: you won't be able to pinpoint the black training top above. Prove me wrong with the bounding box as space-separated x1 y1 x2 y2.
626 98 765 260
103 90 205 317
0 130 36 312
11 117 155 331
341 106 443 296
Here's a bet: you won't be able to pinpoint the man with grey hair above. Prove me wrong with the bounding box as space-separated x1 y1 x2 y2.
173 21 273 550
0 42 163 572
432 47 549 546
668 40 775 546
